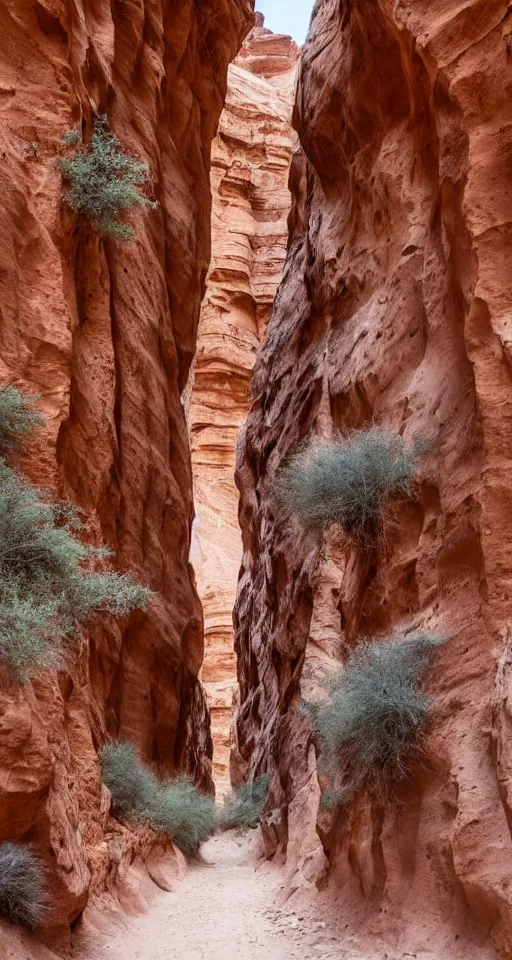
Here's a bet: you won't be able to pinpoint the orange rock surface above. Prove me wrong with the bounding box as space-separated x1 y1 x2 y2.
0 0 251 951
233 0 512 957
189 16 298 793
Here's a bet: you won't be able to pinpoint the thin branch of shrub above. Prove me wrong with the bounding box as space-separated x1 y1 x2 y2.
60 129 81 146
60 115 158 240
305 630 446 805
273 428 428 548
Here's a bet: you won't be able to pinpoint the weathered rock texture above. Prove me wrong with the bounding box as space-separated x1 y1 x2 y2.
0 0 252 952
189 16 298 794
233 0 512 957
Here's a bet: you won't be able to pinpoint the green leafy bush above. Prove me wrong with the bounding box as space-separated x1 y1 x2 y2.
60 116 157 240
0 843 49 930
218 775 270 831
0 387 43 457
274 428 425 546
0 463 151 680
307 631 445 802
100 742 217 857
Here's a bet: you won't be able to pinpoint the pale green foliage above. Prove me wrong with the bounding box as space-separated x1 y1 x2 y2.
308 631 445 802
61 129 81 146
68 571 151 622
0 463 151 680
0 588 61 679
0 462 89 586
274 428 426 546
150 778 218 857
60 116 157 239
218 774 270 831
0 387 44 457
100 742 158 818
0 843 49 930
100 742 217 857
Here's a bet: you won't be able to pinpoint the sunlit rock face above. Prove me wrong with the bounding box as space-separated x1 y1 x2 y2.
233 0 512 957
0 0 251 951
189 16 298 795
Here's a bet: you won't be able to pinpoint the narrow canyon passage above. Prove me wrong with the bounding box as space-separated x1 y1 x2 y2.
188 17 297 793
83 833 362 960
1 0 512 957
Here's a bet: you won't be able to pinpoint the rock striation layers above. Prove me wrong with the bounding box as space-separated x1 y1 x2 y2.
0 0 251 953
189 16 298 794
233 0 512 957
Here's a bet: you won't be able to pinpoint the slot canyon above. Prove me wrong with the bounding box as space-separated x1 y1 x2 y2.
187 15 298 796
0 1 511 960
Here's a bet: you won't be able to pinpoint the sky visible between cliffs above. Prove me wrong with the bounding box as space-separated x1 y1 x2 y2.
256 0 313 43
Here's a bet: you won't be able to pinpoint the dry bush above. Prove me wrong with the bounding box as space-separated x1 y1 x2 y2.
100 741 217 857
0 843 48 930
218 774 270 831
306 631 445 803
0 387 43 458
0 396 151 681
61 116 157 240
274 428 426 547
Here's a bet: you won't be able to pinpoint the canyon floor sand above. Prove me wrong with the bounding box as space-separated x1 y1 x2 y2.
83 832 364 960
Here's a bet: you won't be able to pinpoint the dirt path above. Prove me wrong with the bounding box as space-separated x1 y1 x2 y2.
85 832 355 960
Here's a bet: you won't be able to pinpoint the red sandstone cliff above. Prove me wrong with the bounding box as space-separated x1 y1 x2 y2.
233 1 512 958
0 0 252 953
188 19 297 794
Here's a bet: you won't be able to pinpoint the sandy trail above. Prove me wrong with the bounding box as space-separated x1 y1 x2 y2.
84 832 355 960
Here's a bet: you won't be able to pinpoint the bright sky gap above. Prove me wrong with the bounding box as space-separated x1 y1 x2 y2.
255 0 314 44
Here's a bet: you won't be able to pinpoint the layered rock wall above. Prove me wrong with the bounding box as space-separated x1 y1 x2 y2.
0 0 252 951
189 16 297 793
233 0 512 957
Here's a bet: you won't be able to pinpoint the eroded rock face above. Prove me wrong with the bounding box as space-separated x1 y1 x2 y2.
188 18 297 794
233 0 512 956
0 0 251 950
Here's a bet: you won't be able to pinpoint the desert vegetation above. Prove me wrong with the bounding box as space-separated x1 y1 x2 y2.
101 742 271 852
0 386 150 680
100 741 218 857
306 630 445 803
0 387 44 457
218 774 270 831
0 843 48 930
60 116 157 240
274 427 426 546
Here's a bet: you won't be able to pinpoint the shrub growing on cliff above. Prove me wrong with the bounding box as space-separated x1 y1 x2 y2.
218 774 270 831
0 462 151 680
60 116 157 240
0 589 60 678
0 387 43 457
0 843 49 930
100 741 217 857
307 631 445 802
274 428 425 546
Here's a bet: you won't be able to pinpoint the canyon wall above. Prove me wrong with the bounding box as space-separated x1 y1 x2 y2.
233 0 512 958
189 15 297 794
0 0 252 953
